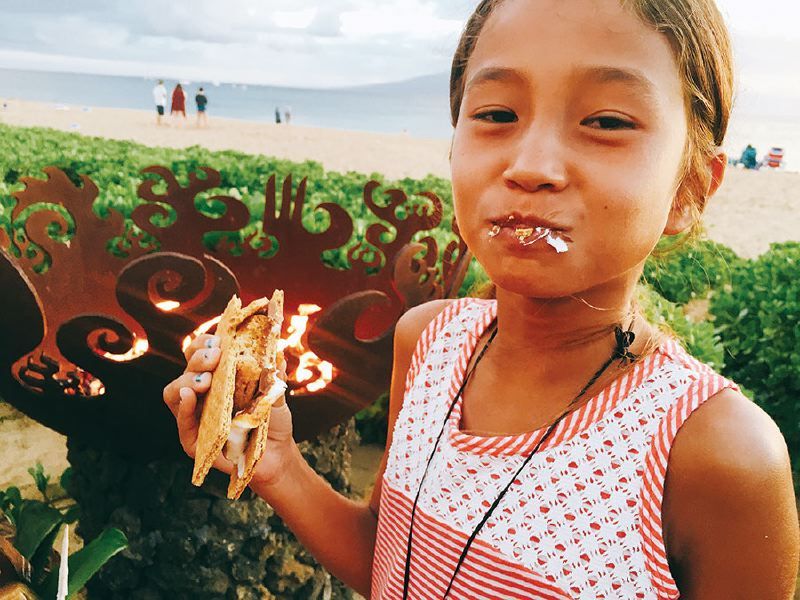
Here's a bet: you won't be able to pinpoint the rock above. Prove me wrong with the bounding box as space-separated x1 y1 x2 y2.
66 421 357 599
211 499 250 528
231 555 266 584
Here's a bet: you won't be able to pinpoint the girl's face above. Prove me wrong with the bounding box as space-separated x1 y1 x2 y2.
451 0 691 299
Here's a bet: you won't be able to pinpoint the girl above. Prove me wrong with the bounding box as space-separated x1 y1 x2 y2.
163 0 800 597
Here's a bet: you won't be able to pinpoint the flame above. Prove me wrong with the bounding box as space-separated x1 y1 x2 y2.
279 304 336 395
156 300 181 312
102 337 149 362
88 378 106 396
181 316 222 353
179 304 335 394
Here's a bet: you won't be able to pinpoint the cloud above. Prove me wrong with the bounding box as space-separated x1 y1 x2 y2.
0 0 798 104
0 0 463 86
431 0 475 21
307 8 345 38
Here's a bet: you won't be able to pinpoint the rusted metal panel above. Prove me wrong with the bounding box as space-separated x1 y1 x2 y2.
0 166 469 457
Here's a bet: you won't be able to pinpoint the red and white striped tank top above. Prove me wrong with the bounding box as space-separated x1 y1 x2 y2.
371 298 737 600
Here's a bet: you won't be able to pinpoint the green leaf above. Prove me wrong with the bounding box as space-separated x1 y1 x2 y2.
59 468 73 493
1 486 23 525
15 501 64 560
28 462 50 499
30 524 60 586
60 505 81 525
37 528 128 600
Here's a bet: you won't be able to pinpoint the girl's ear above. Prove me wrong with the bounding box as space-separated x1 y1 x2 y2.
707 151 727 198
664 152 727 236
663 202 693 236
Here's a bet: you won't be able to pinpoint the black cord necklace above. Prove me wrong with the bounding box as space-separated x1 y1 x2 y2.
401 319 637 599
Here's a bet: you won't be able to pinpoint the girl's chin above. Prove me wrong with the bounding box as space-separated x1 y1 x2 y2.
488 272 581 300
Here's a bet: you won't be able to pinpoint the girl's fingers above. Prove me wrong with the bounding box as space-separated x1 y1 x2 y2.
182 334 220 363
266 399 293 442
177 387 200 455
212 452 235 476
163 371 213 416
186 346 221 373
176 387 232 477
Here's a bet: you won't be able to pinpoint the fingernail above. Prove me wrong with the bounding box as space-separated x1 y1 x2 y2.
203 348 219 360
179 387 192 401
205 337 219 348
194 373 205 384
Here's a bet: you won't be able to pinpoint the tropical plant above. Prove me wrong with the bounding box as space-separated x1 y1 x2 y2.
0 463 127 599
710 242 800 486
642 236 742 305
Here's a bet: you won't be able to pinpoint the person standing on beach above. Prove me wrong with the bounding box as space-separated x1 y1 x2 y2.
164 0 800 598
171 83 187 123
152 80 167 125
284 106 292 124
274 106 282 124
195 87 208 127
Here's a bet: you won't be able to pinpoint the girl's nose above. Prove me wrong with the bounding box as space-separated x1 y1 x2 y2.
502 125 568 193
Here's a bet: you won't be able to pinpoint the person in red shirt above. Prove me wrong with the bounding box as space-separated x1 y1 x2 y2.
170 84 186 122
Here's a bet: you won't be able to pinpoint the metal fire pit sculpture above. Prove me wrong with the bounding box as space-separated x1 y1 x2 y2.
0 166 470 458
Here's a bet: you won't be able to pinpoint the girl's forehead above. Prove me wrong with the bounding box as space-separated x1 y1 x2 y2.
486 0 644 31
469 0 681 92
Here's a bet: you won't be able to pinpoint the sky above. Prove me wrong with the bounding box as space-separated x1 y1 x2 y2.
0 0 798 112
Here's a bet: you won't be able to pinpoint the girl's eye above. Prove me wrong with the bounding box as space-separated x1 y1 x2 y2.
472 109 517 124
582 115 637 130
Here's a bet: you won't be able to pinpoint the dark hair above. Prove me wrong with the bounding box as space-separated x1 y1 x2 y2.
449 0 734 238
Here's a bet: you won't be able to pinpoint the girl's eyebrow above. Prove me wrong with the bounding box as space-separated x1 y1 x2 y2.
465 67 523 92
575 66 659 103
465 64 661 107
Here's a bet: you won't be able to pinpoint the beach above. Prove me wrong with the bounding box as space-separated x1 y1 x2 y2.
0 97 798 497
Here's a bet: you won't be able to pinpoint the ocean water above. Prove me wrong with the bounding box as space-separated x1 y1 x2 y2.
1 67 797 170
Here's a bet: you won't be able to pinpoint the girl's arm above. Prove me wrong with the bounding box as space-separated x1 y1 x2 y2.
664 388 800 599
249 299 453 596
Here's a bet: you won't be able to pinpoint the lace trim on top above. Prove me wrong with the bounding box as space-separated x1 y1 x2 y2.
446 300 670 457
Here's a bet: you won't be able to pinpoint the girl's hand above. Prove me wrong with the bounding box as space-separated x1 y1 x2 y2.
162 333 298 490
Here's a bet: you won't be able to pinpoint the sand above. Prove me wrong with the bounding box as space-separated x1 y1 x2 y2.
0 97 797 496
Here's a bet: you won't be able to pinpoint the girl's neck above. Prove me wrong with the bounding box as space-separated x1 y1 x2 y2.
491 280 641 358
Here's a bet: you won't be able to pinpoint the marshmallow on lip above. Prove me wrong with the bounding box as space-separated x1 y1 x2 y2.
488 216 571 253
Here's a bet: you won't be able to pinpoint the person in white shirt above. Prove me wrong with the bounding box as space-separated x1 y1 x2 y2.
152 80 168 125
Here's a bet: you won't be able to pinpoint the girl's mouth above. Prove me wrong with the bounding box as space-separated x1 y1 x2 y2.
488 218 571 253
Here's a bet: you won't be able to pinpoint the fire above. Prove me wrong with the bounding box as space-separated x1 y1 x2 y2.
156 300 181 312
102 337 149 362
180 304 335 394
182 316 222 353
279 304 336 395
88 378 106 396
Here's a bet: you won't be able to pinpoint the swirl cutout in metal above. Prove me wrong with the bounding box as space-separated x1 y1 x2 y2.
0 165 471 455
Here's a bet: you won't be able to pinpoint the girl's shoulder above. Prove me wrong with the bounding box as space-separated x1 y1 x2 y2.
394 299 458 347
395 297 492 348
664 385 797 593
668 386 788 486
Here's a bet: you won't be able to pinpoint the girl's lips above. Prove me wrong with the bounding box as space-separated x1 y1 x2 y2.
487 224 572 253
490 213 569 232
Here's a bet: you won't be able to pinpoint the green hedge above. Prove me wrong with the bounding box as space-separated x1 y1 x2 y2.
710 242 800 484
643 237 742 305
0 123 457 275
